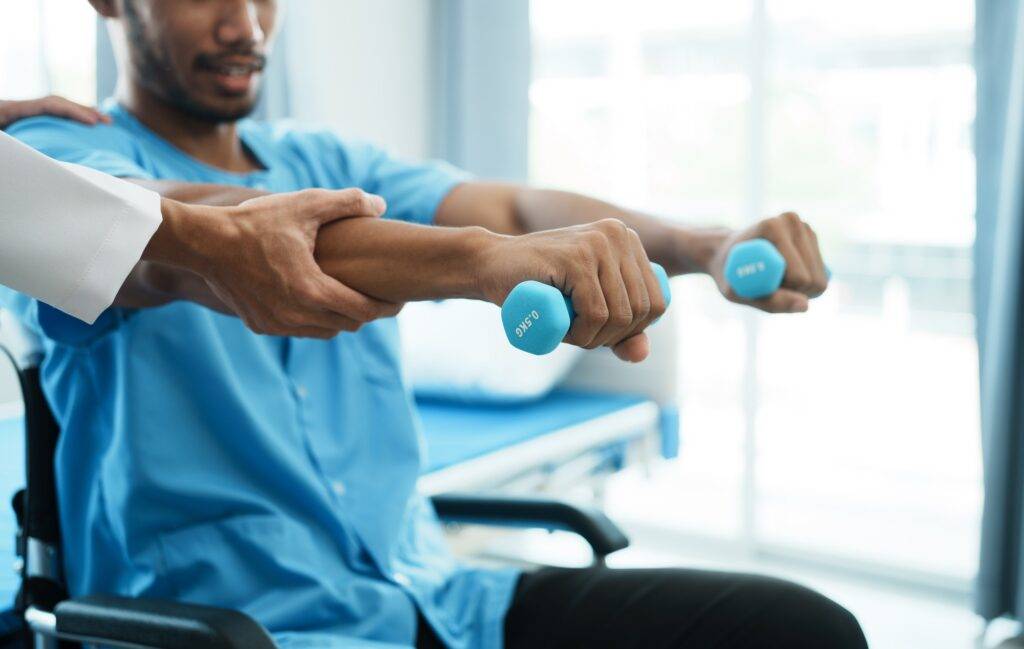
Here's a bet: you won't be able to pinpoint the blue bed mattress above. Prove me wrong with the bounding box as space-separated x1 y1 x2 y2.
416 389 650 473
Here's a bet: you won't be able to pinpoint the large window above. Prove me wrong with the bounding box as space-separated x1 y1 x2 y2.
0 2 98 600
531 0 978 586
0 0 97 104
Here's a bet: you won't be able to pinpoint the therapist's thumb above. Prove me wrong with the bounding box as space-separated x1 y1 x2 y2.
305 188 387 224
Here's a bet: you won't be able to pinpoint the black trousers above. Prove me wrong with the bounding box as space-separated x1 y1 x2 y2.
418 566 868 649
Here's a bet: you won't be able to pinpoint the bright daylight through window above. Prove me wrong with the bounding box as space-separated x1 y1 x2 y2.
0 0 98 604
0 0 97 104
530 0 978 586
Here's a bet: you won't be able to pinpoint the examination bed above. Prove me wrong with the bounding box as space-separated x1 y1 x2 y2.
416 300 681 499
419 390 672 496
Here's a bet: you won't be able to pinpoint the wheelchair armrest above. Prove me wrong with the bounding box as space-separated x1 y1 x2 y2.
47 595 277 649
430 493 629 559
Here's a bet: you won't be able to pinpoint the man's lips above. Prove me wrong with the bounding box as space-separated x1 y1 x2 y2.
197 56 266 94
196 54 267 75
208 69 257 94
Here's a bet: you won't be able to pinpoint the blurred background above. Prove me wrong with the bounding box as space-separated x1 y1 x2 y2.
0 1 995 647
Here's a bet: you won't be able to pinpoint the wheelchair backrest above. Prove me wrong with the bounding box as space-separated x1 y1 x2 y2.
0 312 65 644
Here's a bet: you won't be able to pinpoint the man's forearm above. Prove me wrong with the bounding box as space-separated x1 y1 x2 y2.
439 183 728 277
513 188 728 276
315 220 496 303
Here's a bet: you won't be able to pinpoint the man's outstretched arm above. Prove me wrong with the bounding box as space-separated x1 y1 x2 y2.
435 182 831 313
315 214 667 361
120 183 667 362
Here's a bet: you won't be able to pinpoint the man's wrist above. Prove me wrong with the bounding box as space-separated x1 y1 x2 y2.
458 226 508 302
672 226 731 275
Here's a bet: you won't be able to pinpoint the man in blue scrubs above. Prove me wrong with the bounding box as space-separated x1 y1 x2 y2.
1 1 865 647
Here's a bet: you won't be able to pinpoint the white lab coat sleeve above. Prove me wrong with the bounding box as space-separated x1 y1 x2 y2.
0 130 162 324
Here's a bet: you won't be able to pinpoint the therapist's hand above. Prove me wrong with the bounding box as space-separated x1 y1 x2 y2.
703 212 829 314
153 189 403 338
0 95 111 130
476 219 667 363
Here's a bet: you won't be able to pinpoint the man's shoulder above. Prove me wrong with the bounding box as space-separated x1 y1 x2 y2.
8 114 136 148
7 114 141 161
7 113 153 179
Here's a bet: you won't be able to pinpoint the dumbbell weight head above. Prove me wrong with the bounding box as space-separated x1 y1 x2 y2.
500 281 575 356
724 238 786 300
502 263 672 356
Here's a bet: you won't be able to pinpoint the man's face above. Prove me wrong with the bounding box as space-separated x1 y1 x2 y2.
119 0 278 122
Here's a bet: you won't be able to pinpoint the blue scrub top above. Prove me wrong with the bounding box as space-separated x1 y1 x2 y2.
3 105 520 649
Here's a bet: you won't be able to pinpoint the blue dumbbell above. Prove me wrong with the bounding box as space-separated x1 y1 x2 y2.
724 238 831 299
502 263 672 355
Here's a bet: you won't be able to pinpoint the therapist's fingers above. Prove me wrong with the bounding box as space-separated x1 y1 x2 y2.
262 251 403 334
2 96 107 129
305 188 387 225
212 280 365 338
296 270 404 330
219 191 402 338
34 96 110 125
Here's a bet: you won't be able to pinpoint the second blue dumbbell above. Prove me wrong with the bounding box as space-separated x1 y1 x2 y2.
502 263 672 356
724 238 831 299
724 239 786 300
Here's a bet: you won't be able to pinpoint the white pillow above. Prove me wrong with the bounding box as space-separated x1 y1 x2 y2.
398 299 583 403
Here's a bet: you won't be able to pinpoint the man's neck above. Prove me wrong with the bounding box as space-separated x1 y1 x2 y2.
119 84 263 174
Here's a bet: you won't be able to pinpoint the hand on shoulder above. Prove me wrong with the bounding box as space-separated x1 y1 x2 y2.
0 95 110 130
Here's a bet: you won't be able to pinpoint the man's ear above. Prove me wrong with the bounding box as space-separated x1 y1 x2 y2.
87 0 121 19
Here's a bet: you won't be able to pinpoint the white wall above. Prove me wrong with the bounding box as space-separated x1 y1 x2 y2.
283 0 436 160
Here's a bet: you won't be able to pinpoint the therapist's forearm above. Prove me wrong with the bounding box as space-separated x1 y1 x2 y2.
136 180 273 282
115 199 231 311
137 180 273 275
115 260 230 313
142 198 234 272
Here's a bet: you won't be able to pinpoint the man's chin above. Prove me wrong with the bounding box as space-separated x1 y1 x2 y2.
177 95 260 124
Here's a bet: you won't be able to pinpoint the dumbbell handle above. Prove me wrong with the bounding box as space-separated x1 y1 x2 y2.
502 263 672 356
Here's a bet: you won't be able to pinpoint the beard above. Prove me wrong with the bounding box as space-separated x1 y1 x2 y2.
122 3 261 124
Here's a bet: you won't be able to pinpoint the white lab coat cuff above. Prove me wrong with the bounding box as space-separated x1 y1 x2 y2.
55 165 163 324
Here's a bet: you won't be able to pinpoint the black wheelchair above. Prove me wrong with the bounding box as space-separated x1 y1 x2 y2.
0 339 628 648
